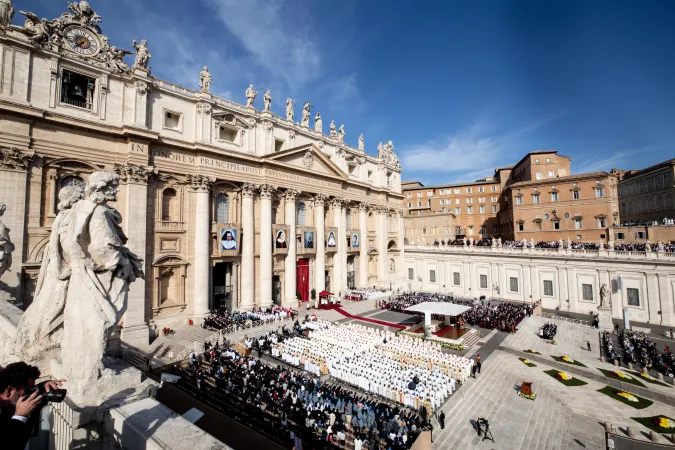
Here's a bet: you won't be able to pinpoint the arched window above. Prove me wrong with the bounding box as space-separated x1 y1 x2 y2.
162 188 178 221
422 227 427 235
59 175 85 191
215 194 230 223
346 208 352 228
296 203 306 226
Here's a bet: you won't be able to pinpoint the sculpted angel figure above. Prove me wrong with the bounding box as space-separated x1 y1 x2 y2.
263 90 272 111
285 98 294 121
245 84 258 108
314 112 323 133
199 66 212 92
329 120 337 137
132 39 151 70
301 102 311 127
0 203 14 280
20 12 51 45
105 46 132 72
0 0 14 29
338 124 345 142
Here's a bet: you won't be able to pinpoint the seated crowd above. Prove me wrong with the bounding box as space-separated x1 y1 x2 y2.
433 238 675 253
202 306 297 332
178 343 428 449
342 288 392 301
384 292 531 333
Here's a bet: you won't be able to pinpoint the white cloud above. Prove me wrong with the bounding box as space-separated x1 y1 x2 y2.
574 147 659 174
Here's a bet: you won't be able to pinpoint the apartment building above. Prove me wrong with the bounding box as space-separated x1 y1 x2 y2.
618 158 675 225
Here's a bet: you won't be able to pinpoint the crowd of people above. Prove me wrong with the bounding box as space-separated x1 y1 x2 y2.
538 322 557 340
178 343 429 449
343 288 392 301
429 238 675 253
619 330 674 377
383 292 531 333
201 306 297 333
621 218 675 227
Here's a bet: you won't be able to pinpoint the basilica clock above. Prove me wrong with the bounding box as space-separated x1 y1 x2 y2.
64 26 100 57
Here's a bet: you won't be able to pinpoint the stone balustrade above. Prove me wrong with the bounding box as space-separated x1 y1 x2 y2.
405 244 675 261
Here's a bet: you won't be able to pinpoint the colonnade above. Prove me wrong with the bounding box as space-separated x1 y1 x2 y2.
191 180 404 314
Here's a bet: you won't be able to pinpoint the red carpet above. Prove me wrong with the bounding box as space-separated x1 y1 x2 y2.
322 305 405 329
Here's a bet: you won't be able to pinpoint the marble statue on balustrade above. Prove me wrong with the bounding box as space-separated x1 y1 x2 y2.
600 283 611 308
314 112 322 133
0 203 14 281
378 141 401 169
530 238 535 248
598 240 604 250
245 84 258 108
469 237 474 246
199 66 212 93
491 237 496 247
567 237 572 249
263 90 272 112
658 240 665 252
301 102 311 127
338 124 345 143
329 120 337 138
608 239 615 250
645 241 652 252
358 134 364 152
462 237 467 247
285 98 294 121
0 0 14 29
132 39 151 71
13 186 83 362
558 239 564 249
497 238 502 247
14 173 143 399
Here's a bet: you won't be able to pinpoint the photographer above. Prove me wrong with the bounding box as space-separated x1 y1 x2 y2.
0 362 65 450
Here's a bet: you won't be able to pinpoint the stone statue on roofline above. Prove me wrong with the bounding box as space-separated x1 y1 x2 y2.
314 112 322 133
358 134 364 152
199 66 212 93
132 38 151 71
0 0 14 29
285 98 294 121
263 90 272 112
301 102 311 127
245 84 258 108
13 172 143 399
0 203 14 280
599 283 610 308
329 120 337 138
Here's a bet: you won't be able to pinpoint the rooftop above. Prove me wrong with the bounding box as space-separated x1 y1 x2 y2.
405 302 472 316
619 158 675 183
509 171 611 188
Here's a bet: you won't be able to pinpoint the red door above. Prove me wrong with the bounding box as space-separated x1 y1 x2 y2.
297 258 310 302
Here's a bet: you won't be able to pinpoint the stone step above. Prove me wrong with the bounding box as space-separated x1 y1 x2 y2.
538 393 562 450
520 384 550 449
462 330 482 349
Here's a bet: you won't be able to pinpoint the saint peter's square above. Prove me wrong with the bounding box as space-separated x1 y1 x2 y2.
0 1 675 449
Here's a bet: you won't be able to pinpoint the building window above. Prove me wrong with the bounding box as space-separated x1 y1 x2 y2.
491 186 497 192
536 172 542 180
468 225 474 234
535 221 542 231
427 191 433 196
453 272 460 286
627 288 640 307
548 170 555 177
551 192 558 202
408 268 414 280
455 199 460 205
543 280 553 296
346 209 352 228
573 190 580 200
455 207 460 215
215 194 230 222
466 187 472 193
407 202 412 208
492 205 497 213
635 231 646 239
598 217 606 228
161 188 178 221
479 206 486 214
515 196 523 205
574 218 582 229
535 159 540 164
582 284 593 301
492 225 499 234
616 232 625 240
480 274 488 289
406 193 412 198
454 188 460 194
466 198 473 204
296 203 306 226
491 196 497 202
60 69 95 110
480 226 486 234
430 270 436 283
467 206 473 214
546 158 551 163
533 194 540 204
553 220 560 230
164 110 182 130
479 197 485 203
479 186 484 193
417 202 422 207
509 277 519 293
596 188 604 198
219 126 238 142
518 222 524 231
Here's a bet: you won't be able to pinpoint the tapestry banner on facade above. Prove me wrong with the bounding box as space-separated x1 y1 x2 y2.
326 227 338 252
218 223 240 256
273 224 289 255
298 226 316 254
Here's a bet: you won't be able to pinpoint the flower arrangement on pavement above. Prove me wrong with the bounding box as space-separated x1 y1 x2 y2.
628 371 672 387
613 370 632 380
519 392 536 400
524 349 541 355
616 391 639 403
597 368 646 387
552 355 588 367
597 386 653 410
557 372 570 381
654 417 675 429
633 415 675 433
519 357 537 367
544 369 588 386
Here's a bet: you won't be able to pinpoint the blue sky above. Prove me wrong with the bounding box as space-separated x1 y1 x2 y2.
18 0 675 185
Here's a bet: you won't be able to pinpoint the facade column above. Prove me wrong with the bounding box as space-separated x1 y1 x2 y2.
340 203 348 289
117 164 157 348
375 206 389 283
240 183 257 310
314 194 327 293
330 198 344 295
397 209 406 288
284 189 300 306
258 184 276 307
47 170 58 217
358 203 369 287
189 174 215 317
232 263 239 309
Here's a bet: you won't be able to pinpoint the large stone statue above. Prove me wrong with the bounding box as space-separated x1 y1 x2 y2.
0 203 14 280
301 102 311 127
199 66 212 92
329 120 337 137
263 89 272 112
131 39 151 70
530 238 535 248
314 112 322 133
15 173 143 398
13 186 83 361
338 124 345 143
67 0 101 26
245 84 258 108
600 283 610 308
358 134 364 151
0 0 14 29
285 98 294 121
598 239 604 250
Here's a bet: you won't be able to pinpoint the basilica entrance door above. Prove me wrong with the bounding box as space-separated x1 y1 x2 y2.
273 276 282 305
297 258 310 302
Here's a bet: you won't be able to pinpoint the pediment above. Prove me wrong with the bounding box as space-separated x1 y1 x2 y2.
265 144 347 179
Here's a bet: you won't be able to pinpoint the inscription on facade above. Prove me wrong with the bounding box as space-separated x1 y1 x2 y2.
264 168 342 190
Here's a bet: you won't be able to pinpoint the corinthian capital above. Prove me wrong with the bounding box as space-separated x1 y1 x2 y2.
113 164 157 185
258 183 277 199
357 202 370 212
0 148 33 172
373 204 388 214
284 188 301 202
330 197 346 209
240 182 258 198
313 193 329 207
187 174 215 192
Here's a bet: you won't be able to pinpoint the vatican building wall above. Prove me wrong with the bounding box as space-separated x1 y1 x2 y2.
405 245 675 327
0 6 405 348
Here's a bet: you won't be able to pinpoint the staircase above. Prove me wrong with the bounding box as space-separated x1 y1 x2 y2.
461 330 482 349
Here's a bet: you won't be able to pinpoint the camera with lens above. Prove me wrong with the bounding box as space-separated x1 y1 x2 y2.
24 382 67 403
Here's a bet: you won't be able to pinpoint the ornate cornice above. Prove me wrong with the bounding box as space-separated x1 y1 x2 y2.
372 204 388 214
113 164 157 185
240 182 258 198
258 184 277 199
0 148 33 172
187 174 215 192
284 188 300 202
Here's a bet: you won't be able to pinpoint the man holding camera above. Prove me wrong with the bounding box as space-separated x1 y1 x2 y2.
0 362 66 450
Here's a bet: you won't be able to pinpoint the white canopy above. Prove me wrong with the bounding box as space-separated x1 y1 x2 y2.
405 302 471 317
